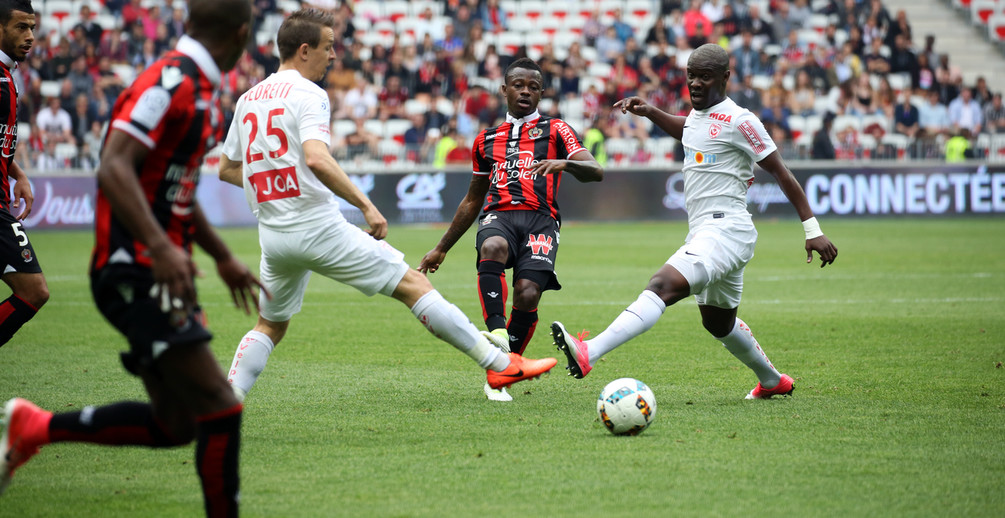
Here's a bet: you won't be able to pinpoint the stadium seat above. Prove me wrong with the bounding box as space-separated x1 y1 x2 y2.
833 115 862 134
520 0 546 20
332 120 356 138
378 139 404 165
970 0 998 25
383 119 413 140
626 0 654 18
988 14 1005 41
404 99 428 116
588 62 613 78
880 133 911 160
992 134 1005 162
644 137 677 162
382 0 409 23
354 0 382 21
604 138 639 164
39 80 61 98
54 142 79 162
887 72 912 92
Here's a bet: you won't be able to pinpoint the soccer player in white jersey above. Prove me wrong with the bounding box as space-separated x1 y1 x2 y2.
552 44 838 399
217 8 556 401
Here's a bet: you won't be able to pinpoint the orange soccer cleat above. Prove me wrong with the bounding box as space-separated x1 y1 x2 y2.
486 353 557 390
745 374 795 400
1 398 52 496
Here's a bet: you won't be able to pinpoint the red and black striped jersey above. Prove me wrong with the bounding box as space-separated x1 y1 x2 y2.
472 112 585 221
0 52 21 213
91 36 224 272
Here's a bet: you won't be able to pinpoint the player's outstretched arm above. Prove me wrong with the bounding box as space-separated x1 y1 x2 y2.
529 148 604 183
614 96 687 140
757 151 838 268
304 139 388 240
418 175 490 274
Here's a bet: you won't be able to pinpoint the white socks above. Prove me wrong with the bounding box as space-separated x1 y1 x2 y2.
227 330 275 400
588 290 666 365
719 318 781 388
411 290 510 372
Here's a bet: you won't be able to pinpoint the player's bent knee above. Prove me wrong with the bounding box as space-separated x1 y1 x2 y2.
392 268 433 306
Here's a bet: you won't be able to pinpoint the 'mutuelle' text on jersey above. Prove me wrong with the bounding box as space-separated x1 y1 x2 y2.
0 51 21 213
91 36 224 272
680 97 777 227
221 68 341 232
472 110 585 222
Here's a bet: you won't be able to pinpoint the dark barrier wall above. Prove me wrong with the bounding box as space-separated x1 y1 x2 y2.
16 162 1005 229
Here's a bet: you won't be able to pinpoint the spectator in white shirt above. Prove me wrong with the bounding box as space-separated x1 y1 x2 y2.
34 96 75 145
948 88 983 135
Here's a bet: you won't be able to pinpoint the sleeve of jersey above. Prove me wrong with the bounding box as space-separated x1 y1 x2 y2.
471 131 489 176
299 85 332 146
731 112 777 161
220 98 244 162
555 119 585 157
110 63 183 150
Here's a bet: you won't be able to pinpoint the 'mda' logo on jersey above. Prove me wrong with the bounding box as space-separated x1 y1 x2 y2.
527 234 553 255
709 113 732 123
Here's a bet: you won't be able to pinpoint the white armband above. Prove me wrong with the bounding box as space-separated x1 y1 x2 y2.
802 217 823 240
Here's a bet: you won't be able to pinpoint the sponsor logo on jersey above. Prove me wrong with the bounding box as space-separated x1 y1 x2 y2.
683 146 717 164
555 120 580 151
739 121 766 153
526 233 554 255
249 166 301 202
709 123 721 139
490 150 540 185
709 112 733 123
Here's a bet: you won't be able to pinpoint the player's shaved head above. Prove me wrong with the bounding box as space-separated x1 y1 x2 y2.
187 0 252 42
688 44 729 73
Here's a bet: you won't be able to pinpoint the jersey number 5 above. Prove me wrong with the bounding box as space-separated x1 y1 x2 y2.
243 108 289 164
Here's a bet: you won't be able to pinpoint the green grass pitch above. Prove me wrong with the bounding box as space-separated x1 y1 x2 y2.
1 218 1003 517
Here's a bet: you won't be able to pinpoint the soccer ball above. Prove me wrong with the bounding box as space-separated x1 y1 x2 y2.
597 378 657 436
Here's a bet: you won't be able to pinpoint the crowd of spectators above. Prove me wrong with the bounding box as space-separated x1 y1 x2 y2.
15 0 1005 171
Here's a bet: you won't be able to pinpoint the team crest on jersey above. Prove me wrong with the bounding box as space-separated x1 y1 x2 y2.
528 126 544 139
21 248 31 262
709 123 721 139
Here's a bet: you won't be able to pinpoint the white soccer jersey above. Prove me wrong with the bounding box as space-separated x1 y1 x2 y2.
222 69 342 231
680 97 776 227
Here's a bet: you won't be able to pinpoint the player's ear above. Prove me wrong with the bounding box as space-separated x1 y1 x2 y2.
299 42 311 60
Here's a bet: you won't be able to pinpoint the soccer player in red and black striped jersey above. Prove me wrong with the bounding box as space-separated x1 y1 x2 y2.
0 2 264 516
420 58 603 401
0 1 48 348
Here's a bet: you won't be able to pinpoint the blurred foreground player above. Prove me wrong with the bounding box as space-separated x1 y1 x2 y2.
2 2 264 516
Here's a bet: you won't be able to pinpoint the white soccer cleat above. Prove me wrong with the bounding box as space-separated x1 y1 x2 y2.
483 382 513 402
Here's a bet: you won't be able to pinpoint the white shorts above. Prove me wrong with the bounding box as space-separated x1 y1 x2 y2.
666 213 757 309
257 221 409 322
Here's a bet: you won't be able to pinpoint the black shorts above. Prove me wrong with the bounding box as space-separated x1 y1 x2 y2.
475 210 562 291
91 265 212 376
0 209 42 274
